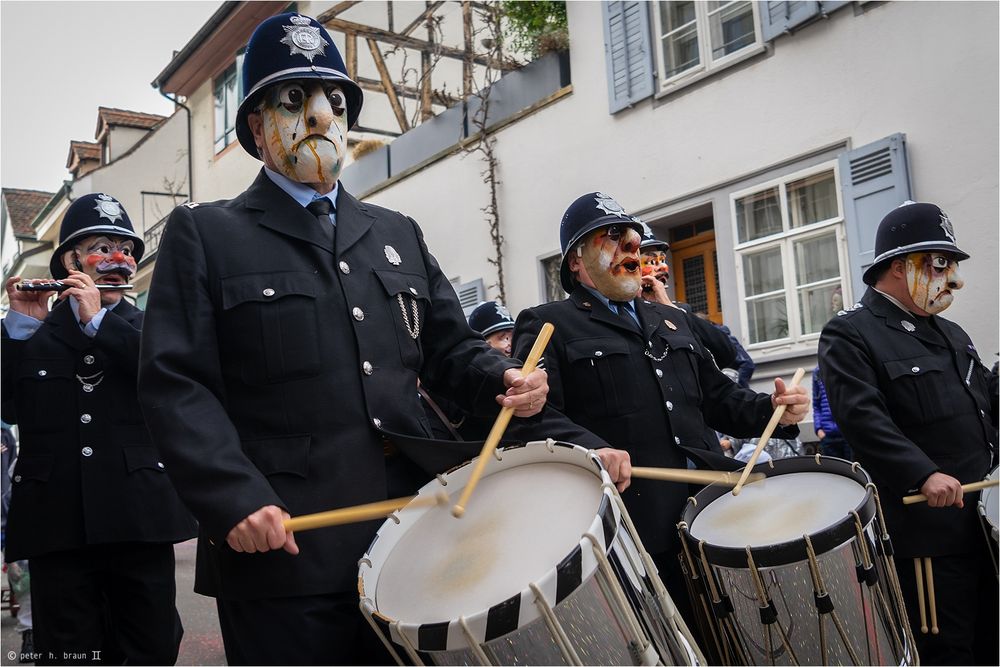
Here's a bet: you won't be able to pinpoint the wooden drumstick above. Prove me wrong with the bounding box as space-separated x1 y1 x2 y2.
631 467 766 487
283 492 447 533
924 557 939 635
731 367 806 496
452 322 554 518
913 558 928 634
902 478 998 505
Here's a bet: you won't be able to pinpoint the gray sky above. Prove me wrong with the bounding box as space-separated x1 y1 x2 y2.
1 0 222 193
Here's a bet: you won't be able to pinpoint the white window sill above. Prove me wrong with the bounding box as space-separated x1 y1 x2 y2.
654 44 767 100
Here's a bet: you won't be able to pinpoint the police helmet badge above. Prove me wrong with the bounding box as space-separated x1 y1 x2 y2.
280 15 329 62
93 194 123 224
939 212 956 243
594 192 629 218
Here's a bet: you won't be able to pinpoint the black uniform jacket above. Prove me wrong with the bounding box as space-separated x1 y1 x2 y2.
137 171 518 599
818 288 997 558
1 299 195 562
512 287 793 554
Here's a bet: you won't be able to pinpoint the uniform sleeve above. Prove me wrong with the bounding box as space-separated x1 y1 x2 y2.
405 217 517 418
696 353 797 440
138 206 284 542
818 315 938 494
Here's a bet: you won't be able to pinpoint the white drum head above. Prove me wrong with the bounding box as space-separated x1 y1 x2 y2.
981 466 999 533
376 460 601 623
689 471 866 548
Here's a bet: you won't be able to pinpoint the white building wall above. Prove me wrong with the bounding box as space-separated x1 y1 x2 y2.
108 125 152 162
360 1 999 359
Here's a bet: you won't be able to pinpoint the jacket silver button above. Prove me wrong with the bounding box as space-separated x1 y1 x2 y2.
80 413 92 424
353 307 365 321
339 261 350 274
594 350 603 357
157 462 165 469
362 361 373 375
674 436 681 444
37 370 47 376
911 366 920 373
373 417 382 428
13 475 21 483
262 288 275 297
655 369 663 378
82 446 93 457
409 287 418 295
666 401 674 411
84 355 95 365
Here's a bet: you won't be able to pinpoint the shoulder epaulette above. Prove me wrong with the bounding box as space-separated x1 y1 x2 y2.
836 302 864 316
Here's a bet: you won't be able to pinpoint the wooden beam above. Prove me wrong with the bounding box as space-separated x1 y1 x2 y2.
356 76 458 106
324 17 517 70
366 38 411 133
420 1 434 122
462 1 473 98
344 32 357 79
400 1 443 38
316 1 362 23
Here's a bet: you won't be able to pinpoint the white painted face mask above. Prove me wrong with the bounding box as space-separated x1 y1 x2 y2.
905 252 964 314
580 224 643 302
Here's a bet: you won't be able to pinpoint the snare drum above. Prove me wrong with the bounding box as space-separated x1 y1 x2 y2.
678 456 916 666
359 440 702 665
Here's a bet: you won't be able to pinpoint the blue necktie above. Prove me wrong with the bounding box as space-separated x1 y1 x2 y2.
610 300 640 333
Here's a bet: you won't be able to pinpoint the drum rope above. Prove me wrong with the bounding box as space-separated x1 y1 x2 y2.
849 512 889 665
804 534 862 666
611 490 707 665
869 483 920 660
359 601 408 666
583 532 653 659
457 616 493 665
744 547 799 666
697 540 751 665
678 521 729 664
528 582 584 666
976 504 1000 578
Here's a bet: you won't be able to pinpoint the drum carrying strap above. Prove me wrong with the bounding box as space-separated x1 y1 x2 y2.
417 383 464 441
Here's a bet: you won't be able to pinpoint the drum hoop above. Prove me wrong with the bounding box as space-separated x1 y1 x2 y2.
358 440 626 653
679 457 877 569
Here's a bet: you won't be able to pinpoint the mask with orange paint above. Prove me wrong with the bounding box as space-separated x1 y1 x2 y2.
904 252 964 314
580 224 643 301
640 248 669 285
258 80 348 187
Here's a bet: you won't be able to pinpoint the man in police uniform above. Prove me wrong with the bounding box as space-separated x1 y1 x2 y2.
512 192 808 611
137 14 552 665
818 202 998 665
2 193 196 664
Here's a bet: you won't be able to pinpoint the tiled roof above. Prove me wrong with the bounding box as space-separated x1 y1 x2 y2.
66 140 101 169
2 188 55 236
96 107 166 136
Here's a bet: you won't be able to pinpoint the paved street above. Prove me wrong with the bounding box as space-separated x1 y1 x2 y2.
1 540 225 666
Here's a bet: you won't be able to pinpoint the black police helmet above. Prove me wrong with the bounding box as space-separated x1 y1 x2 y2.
50 193 143 280
236 13 364 159
558 192 644 293
862 201 969 285
640 231 669 252
468 301 515 338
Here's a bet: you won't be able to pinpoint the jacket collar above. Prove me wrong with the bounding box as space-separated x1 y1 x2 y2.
569 285 644 337
861 288 946 348
246 170 335 253
48 299 92 350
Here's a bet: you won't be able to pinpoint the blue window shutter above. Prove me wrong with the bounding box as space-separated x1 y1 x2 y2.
761 1 821 41
838 133 911 300
603 1 654 114
819 1 852 15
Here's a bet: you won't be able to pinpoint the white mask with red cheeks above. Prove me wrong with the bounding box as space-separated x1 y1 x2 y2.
904 252 964 314
581 224 643 301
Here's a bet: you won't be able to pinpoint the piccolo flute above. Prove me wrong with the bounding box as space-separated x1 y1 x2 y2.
15 281 133 292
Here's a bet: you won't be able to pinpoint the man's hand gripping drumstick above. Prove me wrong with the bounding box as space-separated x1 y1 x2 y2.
453 323 555 518
731 367 809 496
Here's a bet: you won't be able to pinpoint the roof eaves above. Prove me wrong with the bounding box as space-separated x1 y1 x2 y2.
152 1 241 91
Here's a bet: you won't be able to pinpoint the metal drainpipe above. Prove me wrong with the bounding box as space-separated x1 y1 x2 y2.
156 88 194 202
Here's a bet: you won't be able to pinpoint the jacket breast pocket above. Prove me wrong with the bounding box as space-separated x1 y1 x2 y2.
564 337 640 418
220 272 321 385
374 269 430 370
17 359 75 433
883 356 948 425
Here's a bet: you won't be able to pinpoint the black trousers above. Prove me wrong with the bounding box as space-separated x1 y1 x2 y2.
894 546 999 666
217 592 394 665
30 542 182 665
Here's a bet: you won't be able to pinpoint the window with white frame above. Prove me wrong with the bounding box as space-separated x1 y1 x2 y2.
733 165 847 346
653 1 761 88
213 52 244 153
